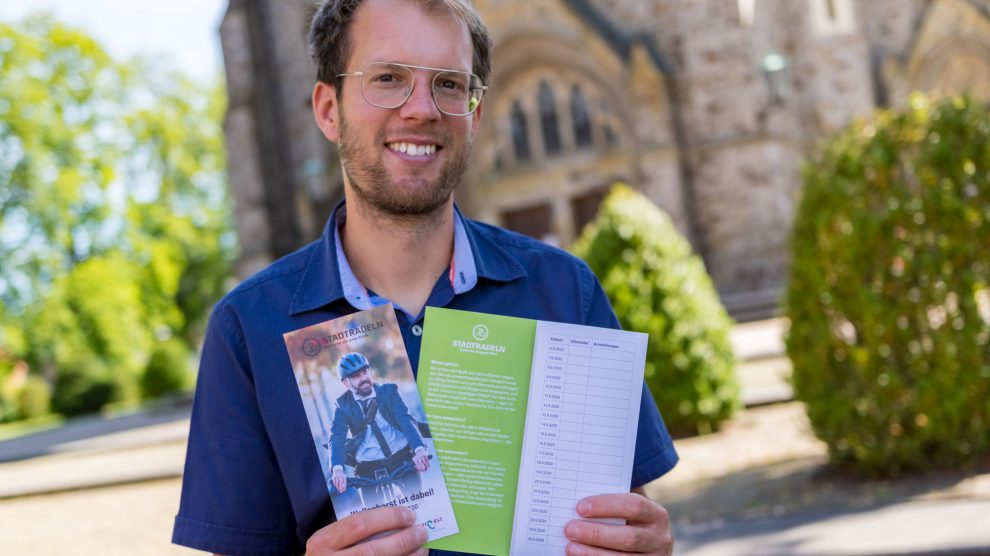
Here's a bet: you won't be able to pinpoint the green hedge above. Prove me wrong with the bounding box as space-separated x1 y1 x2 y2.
140 338 193 399
574 184 739 436
786 94 990 475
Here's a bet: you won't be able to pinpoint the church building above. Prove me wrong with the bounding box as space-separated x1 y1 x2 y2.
219 0 990 319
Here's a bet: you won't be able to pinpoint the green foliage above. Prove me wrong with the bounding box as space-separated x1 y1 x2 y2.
0 348 18 422
0 15 124 308
141 338 193 399
786 94 990 476
52 361 124 417
16 375 51 420
30 255 149 415
573 184 740 436
0 15 233 418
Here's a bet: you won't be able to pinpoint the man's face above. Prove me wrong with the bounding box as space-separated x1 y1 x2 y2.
323 0 482 216
345 367 374 396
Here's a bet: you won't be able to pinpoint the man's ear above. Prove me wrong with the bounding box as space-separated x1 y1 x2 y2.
469 100 483 140
313 81 340 142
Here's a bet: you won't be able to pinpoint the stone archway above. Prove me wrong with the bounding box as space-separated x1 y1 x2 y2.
910 37 990 101
460 32 647 245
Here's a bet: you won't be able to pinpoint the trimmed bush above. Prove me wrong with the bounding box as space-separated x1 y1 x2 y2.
786 94 990 476
573 184 739 436
52 359 127 417
140 338 193 399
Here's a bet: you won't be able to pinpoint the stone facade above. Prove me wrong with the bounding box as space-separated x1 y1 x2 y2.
220 0 990 320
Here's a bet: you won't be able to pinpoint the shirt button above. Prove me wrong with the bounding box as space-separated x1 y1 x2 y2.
411 324 423 336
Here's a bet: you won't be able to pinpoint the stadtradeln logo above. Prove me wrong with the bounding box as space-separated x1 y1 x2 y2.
302 338 321 357
453 322 505 354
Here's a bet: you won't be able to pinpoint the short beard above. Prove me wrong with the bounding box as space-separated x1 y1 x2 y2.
356 382 372 396
338 110 472 218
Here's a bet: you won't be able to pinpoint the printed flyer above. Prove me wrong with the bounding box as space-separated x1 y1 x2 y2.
418 307 648 555
283 304 458 541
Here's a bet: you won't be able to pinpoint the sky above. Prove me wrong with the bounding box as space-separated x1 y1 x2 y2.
0 0 228 81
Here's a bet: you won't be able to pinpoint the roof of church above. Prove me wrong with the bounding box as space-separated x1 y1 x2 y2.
560 0 674 75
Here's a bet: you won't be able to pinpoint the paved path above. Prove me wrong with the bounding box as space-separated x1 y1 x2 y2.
675 498 990 556
0 477 194 555
644 402 990 555
0 400 191 463
0 404 189 498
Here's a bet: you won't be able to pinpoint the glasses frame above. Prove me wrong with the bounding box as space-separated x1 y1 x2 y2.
337 61 487 117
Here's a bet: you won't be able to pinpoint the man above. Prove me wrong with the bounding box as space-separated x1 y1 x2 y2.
329 352 430 504
173 0 678 554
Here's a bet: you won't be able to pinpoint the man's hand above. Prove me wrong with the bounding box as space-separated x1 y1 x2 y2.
412 447 430 473
331 467 347 494
306 506 427 556
563 490 672 556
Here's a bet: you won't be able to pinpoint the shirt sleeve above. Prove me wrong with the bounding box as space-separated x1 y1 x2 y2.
329 398 350 470
172 302 303 556
582 267 680 488
384 384 426 452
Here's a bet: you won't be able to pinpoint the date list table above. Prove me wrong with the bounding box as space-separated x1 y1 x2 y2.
510 321 647 555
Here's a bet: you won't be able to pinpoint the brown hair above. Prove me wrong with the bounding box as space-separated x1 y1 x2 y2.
308 0 493 92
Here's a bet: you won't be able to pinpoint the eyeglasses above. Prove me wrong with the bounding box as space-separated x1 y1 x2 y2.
337 61 487 117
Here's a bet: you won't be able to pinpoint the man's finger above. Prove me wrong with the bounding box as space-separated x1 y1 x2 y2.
563 520 664 554
576 493 666 525
308 507 416 551
342 524 427 556
565 540 640 556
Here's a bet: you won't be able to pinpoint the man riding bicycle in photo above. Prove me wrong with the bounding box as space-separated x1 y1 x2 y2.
329 352 431 506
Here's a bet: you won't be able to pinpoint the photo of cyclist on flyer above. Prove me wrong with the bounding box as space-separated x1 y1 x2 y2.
329 352 431 506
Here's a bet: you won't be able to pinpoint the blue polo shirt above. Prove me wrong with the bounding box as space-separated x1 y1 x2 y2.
172 204 678 556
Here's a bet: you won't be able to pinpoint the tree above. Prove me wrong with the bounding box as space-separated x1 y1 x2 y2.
0 14 233 416
0 14 124 311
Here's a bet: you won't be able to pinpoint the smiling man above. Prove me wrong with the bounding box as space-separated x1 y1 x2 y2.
172 1 678 555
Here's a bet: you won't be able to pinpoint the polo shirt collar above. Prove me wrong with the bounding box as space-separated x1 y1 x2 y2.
462 210 528 283
288 204 346 315
288 200 526 316
334 204 479 317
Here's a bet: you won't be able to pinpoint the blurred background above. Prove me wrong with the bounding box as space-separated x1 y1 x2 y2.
1 0 989 554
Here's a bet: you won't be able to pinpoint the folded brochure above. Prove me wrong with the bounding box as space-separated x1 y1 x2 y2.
282 304 458 541
419 307 647 555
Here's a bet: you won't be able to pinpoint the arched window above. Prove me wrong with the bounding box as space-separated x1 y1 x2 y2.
601 100 619 147
538 81 562 156
510 100 530 163
570 85 593 149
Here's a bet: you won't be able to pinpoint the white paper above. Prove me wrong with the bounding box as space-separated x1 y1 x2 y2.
509 321 647 555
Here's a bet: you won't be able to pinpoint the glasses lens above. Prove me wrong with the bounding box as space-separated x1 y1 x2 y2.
433 70 484 115
360 62 414 109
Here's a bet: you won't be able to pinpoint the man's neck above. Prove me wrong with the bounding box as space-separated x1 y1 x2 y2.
341 196 455 318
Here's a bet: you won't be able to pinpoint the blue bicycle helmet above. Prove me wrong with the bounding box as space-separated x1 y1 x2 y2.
337 352 370 380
